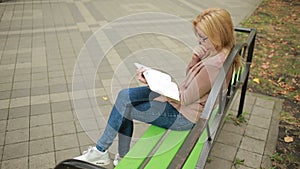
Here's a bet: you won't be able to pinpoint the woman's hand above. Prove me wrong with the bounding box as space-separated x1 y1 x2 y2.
137 67 148 84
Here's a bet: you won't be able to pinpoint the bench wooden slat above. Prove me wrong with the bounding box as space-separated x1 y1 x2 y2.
116 105 220 168
183 106 219 168
182 129 208 169
115 125 167 169
144 130 190 169
145 106 219 169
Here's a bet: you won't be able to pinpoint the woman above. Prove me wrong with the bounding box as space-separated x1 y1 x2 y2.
74 8 239 166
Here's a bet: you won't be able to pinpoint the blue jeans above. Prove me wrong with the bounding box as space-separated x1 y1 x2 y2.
96 86 194 156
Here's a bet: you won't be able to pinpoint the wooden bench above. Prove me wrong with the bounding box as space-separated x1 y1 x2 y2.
55 27 257 169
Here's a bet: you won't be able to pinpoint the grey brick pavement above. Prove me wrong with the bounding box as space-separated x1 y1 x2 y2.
0 0 284 169
205 92 282 169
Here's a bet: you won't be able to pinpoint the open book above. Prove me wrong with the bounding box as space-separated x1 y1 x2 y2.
134 63 180 101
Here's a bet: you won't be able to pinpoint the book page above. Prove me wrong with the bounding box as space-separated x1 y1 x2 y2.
134 63 180 101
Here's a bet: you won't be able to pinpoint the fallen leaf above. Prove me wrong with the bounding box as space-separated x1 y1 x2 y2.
253 78 260 84
284 136 294 143
294 95 300 102
277 77 284 82
288 86 295 92
261 64 269 69
102 96 108 101
278 90 287 95
268 54 274 58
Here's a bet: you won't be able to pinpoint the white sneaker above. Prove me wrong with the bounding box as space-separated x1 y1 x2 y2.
113 153 123 166
74 146 111 166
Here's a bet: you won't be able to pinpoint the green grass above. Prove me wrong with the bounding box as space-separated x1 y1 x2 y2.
234 158 245 169
239 0 300 168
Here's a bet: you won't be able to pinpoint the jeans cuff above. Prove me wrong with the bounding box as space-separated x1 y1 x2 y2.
96 144 106 152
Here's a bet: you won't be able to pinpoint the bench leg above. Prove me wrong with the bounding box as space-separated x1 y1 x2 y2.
237 72 249 117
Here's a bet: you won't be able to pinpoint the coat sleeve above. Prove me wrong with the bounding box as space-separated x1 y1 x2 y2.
180 64 220 106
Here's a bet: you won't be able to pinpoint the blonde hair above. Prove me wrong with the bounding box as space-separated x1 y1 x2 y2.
193 8 240 70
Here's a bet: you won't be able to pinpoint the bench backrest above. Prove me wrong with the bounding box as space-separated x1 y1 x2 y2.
168 27 257 169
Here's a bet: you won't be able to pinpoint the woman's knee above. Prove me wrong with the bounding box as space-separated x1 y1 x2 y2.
117 88 130 99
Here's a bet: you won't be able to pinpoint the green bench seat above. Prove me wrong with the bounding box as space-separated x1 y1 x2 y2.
116 107 219 169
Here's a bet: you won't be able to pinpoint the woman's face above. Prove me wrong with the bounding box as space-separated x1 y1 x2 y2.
194 26 216 52
194 27 208 45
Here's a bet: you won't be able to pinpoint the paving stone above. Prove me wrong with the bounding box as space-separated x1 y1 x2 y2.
29 137 54 155
14 73 31 82
221 120 246 135
50 92 70 103
30 114 52 127
31 72 48 80
8 106 30 119
75 120 84 132
240 136 265 155
248 115 271 129
236 149 262 169
255 97 275 109
261 155 273 169
53 121 76 136
31 94 50 105
48 70 65 78
49 84 68 93
216 130 243 147
231 164 254 169
0 83 12 93
0 133 4 146
210 142 238 161
0 99 9 109
31 79 49 88
11 88 30 98
131 123 149 139
77 118 99 132
51 100 72 113
1 157 28 169
55 147 80 164
205 156 232 169
3 142 28 160
9 96 30 108
49 77 67 86
0 146 2 161
251 106 273 119
0 76 13 84
29 152 55 169
77 130 99 146
0 120 7 133
52 110 74 123
0 109 8 120
30 86 49 96
54 133 79 151
264 113 280 157
30 124 53 140
5 128 29 144
0 91 11 100
30 103 51 115
32 66 47 74
6 117 29 131
245 124 268 141
13 81 30 90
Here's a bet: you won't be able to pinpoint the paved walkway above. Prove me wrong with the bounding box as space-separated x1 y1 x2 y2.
0 0 283 169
